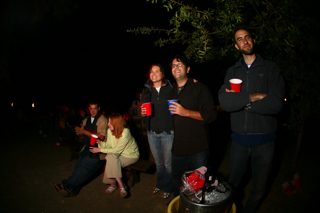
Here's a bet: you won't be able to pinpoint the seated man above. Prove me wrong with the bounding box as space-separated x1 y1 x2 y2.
53 101 108 197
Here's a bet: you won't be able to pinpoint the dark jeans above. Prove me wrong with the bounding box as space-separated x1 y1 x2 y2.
62 153 104 195
172 149 210 197
228 141 274 213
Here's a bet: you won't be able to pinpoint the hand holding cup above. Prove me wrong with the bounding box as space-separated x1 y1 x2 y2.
167 99 178 115
96 139 102 145
90 134 98 146
142 102 152 116
141 105 146 117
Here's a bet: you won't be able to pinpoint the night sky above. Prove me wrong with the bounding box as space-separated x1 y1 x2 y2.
1 0 223 113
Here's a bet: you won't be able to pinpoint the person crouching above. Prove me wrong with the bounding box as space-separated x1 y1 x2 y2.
89 113 140 197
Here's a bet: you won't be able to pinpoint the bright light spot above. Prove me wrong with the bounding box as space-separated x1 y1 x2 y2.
284 98 287 101
11 103 14 107
32 103 35 108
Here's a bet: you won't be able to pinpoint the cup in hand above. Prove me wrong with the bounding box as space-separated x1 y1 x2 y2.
142 102 152 116
229 78 243 92
90 134 98 146
167 99 178 115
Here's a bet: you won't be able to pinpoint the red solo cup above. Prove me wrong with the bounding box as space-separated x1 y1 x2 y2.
56 142 60 149
90 134 98 146
167 99 178 115
142 102 152 116
229 78 243 92
282 182 292 195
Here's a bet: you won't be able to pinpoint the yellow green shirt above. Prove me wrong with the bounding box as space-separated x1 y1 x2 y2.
98 128 140 159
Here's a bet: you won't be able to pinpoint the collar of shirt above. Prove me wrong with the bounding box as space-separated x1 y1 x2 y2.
177 85 184 95
242 55 258 71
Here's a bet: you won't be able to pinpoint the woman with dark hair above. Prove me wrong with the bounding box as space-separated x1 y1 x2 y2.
89 113 139 198
140 64 174 199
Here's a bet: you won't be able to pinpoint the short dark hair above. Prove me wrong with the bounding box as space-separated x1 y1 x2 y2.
88 101 100 108
170 54 190 67
233 26 254 42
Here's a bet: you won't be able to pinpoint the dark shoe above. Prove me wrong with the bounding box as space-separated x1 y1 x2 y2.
65 189 75 197
59 189 71 197
53 183 63 192
53 183 74 197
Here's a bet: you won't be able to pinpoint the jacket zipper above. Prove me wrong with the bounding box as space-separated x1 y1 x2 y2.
157 88 160 133
244 69 249 134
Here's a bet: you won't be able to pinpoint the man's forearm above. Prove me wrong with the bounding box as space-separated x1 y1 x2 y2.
250 93 267 102
185 110 204 121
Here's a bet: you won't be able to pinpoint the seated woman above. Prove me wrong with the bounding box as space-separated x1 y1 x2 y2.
89 113 139 197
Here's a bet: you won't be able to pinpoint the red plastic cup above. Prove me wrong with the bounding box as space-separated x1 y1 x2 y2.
142 102 152 116
90 134 98 146
282 182 292 195
229 78 242 92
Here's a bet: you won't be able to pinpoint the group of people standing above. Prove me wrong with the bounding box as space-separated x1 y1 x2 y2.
141 56 217 199
140 27 285 213
54 27 285 213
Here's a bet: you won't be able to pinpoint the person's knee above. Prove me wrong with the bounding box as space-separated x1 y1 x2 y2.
106 153 120 160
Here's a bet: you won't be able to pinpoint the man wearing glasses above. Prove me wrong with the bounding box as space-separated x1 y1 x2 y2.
168 54 217 197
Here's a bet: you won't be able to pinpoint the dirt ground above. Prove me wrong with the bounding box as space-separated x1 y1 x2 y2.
0 117 319 213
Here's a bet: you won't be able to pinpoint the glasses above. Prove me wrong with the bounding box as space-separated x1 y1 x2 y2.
171 63 183 68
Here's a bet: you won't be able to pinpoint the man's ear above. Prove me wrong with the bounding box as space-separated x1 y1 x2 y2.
235 43 239 50
187 67 190 73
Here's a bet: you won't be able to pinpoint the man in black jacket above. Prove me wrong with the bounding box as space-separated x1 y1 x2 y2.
169 54 217 197
218 27 285 213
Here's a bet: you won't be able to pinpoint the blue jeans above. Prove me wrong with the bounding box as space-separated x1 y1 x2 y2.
228 141 274 213
62 153 104 195
147 131 174 193
172 149 210 197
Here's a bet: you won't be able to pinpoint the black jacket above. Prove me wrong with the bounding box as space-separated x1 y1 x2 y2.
218 55 285 134
170 78 217 155
140 80 174 133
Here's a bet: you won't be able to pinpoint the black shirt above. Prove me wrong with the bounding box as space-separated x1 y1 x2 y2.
170 78 217 155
